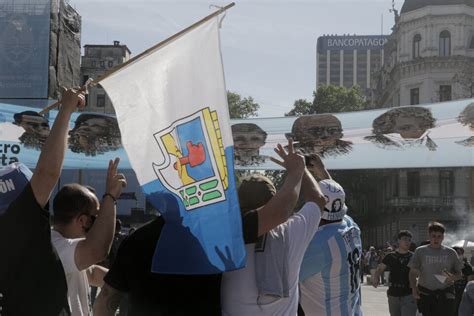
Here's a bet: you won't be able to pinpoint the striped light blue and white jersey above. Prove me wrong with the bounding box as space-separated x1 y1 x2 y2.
299 215 363 316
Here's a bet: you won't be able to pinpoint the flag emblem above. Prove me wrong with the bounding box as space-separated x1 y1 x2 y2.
152 107 228 210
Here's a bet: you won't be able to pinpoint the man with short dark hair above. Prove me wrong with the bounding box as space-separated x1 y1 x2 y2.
220 142 326 316
0 89 85 316
373 230 417 316
409 222 463 316
51 158 126 316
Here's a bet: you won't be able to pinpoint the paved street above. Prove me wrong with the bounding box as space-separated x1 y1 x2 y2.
361 283 390 316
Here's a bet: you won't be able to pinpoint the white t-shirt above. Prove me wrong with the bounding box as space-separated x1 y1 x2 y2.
51 230 90 316
221 202 321 316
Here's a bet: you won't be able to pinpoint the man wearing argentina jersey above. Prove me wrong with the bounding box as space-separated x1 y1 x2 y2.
299 155 363 316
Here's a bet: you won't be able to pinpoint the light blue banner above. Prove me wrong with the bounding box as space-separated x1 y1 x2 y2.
1 98 474 170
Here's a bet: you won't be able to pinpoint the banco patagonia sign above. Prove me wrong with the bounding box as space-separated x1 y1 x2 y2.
318 36 389 51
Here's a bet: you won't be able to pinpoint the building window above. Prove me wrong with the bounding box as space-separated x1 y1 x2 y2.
439 170 454 196
413 34 421 59
97 94 105 107
100 61 105 68
439 85 452 102
92 61 96 67
410 88 419 105
108 61 113 67
407 171 420 197
439 31 451 57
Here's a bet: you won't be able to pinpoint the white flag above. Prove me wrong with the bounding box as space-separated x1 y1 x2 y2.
100 17 246 274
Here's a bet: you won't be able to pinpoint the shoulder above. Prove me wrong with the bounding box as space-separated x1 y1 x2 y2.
414 245 429 253
443 246 458 255
292 202 321 221
51 230 83 252
120 217 164 248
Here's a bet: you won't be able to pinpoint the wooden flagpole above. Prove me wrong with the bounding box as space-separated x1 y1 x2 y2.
39 2 235 115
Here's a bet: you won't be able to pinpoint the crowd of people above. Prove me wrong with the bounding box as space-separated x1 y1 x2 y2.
1 88 474 316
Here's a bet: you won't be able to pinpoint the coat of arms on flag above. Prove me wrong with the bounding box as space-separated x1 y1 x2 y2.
99 10 246 274
152 108 228 211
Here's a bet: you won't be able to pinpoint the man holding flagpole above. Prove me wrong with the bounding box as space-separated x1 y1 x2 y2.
0 88 85 316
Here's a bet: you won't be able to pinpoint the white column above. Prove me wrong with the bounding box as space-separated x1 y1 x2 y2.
367 49 371 88
340 49 344 86
353 50 357 86
326 50 330 85
381 48 384 66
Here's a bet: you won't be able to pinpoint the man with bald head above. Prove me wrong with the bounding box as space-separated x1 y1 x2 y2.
51 158 127 316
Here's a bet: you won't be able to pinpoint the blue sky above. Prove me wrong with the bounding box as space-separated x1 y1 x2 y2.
70 0 404 117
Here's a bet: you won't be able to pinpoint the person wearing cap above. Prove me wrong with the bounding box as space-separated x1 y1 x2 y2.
0 88 86 316
299 154 363 316
221 140 326 316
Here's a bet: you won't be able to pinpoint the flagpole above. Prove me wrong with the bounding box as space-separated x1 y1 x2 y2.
39 2 235 115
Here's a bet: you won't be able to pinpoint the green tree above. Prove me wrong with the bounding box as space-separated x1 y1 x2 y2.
285 99 313 116
286 85 367 116
227 91 260 119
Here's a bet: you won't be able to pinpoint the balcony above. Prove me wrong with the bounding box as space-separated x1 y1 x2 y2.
386 196 459 208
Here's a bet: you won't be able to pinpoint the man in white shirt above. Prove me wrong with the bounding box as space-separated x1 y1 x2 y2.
221 141 326 315
52 159 127 316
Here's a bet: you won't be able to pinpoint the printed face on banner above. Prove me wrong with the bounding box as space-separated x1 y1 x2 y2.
68 113 122 157
231 123 267 166
12 111 50 150
457 102 474 146
152 108 228 211
286 114 352 157
365 106 438 151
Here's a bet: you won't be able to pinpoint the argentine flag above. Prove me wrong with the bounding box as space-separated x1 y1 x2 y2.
100 16 246 274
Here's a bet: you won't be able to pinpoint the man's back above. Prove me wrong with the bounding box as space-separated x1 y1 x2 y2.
300 215 363 316
104 216 222 316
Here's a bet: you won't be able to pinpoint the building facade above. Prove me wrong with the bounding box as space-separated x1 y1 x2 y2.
340 167 473 248
0 0 81 102
375 0 474 108
316 35 389 95
80 41 131 113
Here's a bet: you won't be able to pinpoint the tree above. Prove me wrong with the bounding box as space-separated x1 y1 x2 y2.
286 85 367 116
227 91 260 119
453 63 474 99
285 99 313 116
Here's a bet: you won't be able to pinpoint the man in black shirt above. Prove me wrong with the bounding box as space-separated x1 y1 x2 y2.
0 89 85 316
372 230 417 316
92 203 259 316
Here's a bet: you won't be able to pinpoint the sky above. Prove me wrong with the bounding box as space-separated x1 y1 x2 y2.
69 0 404 117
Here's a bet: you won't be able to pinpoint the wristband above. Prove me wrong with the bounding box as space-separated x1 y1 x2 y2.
102 193 117 204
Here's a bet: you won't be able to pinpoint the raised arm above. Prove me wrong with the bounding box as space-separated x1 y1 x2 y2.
300 156 327 210
30 89 85 208
75 158 127 270
305 154 331 181
255 139 305 236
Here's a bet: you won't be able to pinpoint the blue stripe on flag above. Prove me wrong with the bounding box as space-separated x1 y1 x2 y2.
143 146 246 274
